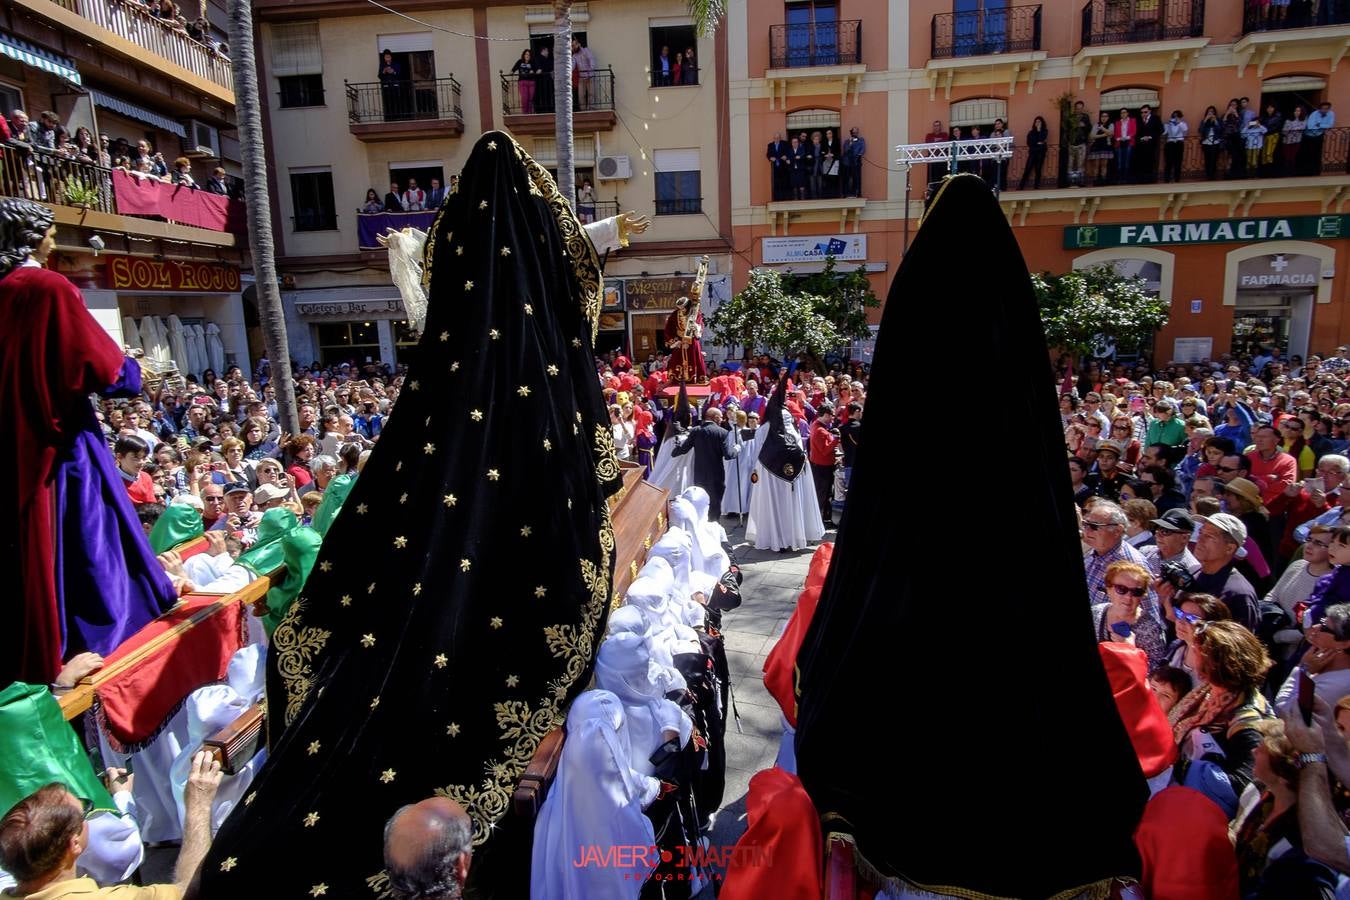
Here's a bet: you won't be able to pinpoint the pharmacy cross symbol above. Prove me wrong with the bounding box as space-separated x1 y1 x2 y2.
1270 255 1289 272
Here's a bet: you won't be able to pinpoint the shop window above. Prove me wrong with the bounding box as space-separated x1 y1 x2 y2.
0 82 23 121
290 169 337 231
316 321 380 366
649 24 698 86
278 74 325 108
654 149 701 215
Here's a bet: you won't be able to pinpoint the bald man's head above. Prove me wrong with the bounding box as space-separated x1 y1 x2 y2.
384 797 472 900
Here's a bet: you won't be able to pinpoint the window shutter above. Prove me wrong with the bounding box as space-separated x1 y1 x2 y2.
271 22 323 77
653 148 700 173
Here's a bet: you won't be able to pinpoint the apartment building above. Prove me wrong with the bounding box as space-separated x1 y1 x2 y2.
257 0 731 367
730 1 1350 362
1 0 251 372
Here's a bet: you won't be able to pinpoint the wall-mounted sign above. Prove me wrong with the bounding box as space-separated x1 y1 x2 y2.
1237 253 1322 289
1065 215 1350 249
295 299 405 318
1173 337 1214 363
106 258 241 293
624 276 695 310
761 234 867 265
603 282 624 311
1190 299 1202 313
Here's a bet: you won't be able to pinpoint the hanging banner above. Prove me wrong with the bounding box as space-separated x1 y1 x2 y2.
106 257 241 293
761 234 867 265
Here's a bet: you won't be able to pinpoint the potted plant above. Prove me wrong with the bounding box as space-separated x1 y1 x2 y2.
63 179 100 210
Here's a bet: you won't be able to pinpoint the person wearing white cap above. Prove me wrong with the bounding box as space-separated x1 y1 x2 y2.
1188 512 1260 630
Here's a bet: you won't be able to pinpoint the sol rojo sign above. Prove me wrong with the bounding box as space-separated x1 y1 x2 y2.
105 258 242 293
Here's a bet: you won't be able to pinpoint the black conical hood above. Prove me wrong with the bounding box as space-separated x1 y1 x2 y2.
196 132 622 900
662 380 691 443
756 374 805 483
794 175 1147 897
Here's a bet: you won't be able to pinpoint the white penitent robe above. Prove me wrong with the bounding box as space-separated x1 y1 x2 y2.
649 435 693 495
745 464 824 552
594 633 692 779
530 690 659 900
98 707 190 843
721 429 761 516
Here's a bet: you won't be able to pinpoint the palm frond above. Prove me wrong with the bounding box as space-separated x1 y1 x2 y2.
686 0 725 37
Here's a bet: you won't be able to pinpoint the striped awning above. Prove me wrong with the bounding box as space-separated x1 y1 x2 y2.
89 89 186 138
0 33 81 85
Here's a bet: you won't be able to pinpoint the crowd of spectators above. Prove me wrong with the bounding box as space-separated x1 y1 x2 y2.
1068 342 1350 895
111 0 229 57
767 127 866 200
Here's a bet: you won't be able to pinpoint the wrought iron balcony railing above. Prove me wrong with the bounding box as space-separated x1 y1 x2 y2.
1081 0 1205 47
345 77 462 125
1242 0 1350 32
932 4 1042 59
500 67 615 116
769 20 862 69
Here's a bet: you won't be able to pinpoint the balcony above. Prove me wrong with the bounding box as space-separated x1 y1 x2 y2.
765 21 865 110
932 5 1042 58
17 0 232 100
1236 0 1350 77
345 77 464 142
765 196 866 236
927 5 1046 97
581 200 620 224
1081 0 1205 46
500 67 616 136
0 144 240 246
655 197 702 216
1075 0 1208 88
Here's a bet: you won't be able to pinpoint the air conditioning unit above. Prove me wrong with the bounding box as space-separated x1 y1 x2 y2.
181 120 220 158
596 155 632 181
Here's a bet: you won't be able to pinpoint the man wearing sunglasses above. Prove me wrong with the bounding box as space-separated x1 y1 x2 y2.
1270 455 1350 562
1082 500 1158 615
1214 453 1249 485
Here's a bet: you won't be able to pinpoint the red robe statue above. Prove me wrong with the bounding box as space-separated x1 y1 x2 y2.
663 299 708 383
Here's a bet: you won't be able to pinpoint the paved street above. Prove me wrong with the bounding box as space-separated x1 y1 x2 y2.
699 522 825 889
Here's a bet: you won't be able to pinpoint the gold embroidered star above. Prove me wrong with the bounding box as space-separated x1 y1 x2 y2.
542 438 552 451
319 560 332 573
523 303 533 315
399 492 408 504
396 461 403 472
487 469 500 481
307 740 321 755
423 442 436 454
393 536 408 549
478 200 488 210
487 140 497 150
357 503 368 514
440 331 450 341
443 494 457 507
572 338 582 347
446 722 460 736
490 616 503 629
412 583 422 596
470 409 483 422
367 582 377 594
408 380 419 391
547 364 558 376
454 246 463 256
534 585 547 598
517 385 531 397
460 558 472 572
489 329 501 340
370 696 380 709
304 811 320 827
340 594 352 606
220 857 237 872
424 416 431 427
244 792 255 806
464 280 474 291
499 246 511 256
505 674 519 688
380 769 396 784
451 361 460 372
520 525 532 537
310 885 328 897
434 653 448 669
361 633 376 648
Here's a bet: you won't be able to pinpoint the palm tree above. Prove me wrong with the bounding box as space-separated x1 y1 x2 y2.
551 0 724 210
228 0 299 435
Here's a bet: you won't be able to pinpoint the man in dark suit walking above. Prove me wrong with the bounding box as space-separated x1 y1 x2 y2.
672 406 739 518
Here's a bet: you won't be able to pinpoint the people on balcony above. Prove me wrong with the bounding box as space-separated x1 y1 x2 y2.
655 45 673 86
572 38 595 110
1283 105 1307 174
378 49 409 121
401 178 427 212
990 118 1011 187
1199 106 1222 180
426 178 446 210
383 182 403 212
1089 111 1113 186
672 52 683 89
1305 102 1335 176
788 136 807 200
511 49 536 114
1223 100 1245 178
842 126 864 197
1019 116 1048 190
1242 117 1269 175
1134 105 1163 184
1260 104 1284 175
577 179 596 224
1163 110 1188 183
535 44 554 113
171 157 196 188
767 133 791 201
822 127 840 197
207 168 230 197
683 46 698 85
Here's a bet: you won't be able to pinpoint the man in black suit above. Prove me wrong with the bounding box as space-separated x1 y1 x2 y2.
766 133 790 201
206 167 230 196
426 177 446 209
672 406 739 518
1134 104 1163 184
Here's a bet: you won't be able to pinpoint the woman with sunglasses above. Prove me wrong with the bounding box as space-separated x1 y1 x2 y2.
1275 603 1350 714
1092 561 1166 666
1171 620 1274 790
1109 416 1141 473
1163 592 1232 683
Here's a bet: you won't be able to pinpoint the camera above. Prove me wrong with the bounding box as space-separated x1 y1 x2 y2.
1160 559 1196 592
